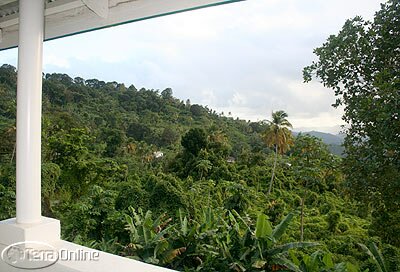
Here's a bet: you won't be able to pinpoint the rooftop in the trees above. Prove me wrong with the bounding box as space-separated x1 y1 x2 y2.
0 0 242 271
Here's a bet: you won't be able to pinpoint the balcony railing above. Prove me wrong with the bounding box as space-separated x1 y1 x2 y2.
0 0 242 271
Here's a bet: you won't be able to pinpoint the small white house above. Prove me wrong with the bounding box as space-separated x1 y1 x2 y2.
153 151 164 159
226 156 236 163
0 0 241 271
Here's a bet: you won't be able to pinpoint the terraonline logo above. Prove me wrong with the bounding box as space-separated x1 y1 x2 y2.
1 241 99 269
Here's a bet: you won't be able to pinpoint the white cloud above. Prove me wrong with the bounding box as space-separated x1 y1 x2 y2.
0 0 384 134
201 89 218 106
229 92 247 106
43 54 70 69
291 110 345 132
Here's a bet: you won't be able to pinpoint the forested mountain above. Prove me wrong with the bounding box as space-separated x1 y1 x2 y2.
293 131 345 156
1 3 400 268
295 131 343 146
0 63 398 271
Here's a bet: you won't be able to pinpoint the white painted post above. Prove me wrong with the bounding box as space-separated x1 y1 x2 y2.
16 0 45 224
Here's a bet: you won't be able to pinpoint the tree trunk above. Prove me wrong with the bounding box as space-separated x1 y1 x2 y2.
10 143 16 164
300 197 304 242
300 190 307 242
267 144 278 196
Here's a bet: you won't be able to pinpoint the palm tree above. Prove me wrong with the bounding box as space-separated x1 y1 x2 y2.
263 110 294 195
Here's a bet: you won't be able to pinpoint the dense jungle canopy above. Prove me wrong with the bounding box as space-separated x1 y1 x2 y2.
0 1 399 271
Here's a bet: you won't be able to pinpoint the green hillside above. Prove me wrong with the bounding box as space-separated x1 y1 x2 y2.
293 131 345 156
0 64 398 271
293 131 343 146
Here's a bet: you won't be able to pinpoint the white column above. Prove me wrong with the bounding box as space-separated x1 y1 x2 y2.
16 0 45 224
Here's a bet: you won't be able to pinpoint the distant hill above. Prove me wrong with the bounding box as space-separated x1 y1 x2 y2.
297 131 343 145
293 131 345 156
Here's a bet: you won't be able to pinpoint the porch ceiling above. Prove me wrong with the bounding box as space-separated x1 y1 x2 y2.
0 0 243 50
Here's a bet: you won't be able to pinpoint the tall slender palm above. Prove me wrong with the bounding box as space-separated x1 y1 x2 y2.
263 110 294 195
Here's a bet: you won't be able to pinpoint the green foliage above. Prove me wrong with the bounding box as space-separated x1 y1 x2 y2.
189 104 206 117
127 122 151 142
56 184 127 243
326 211 342 233
262 110 294 155
291 134 341 193
358 242 387 272
255 213 273 238
304 0 400 246
181 128 208 156
124 207 179 265
0 166 15 219
123 208 320 271
262 110 294 195
41 162 61 216
145 173 189 214
0 62 398 271
290 250 359 272
160 127 179 146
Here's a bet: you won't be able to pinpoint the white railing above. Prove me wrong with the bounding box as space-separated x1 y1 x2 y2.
0 217 174 271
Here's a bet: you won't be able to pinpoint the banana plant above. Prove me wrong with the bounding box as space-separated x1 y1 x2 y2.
248 212 319 271
290 250 359 272
124 207 184 265
358 242 388 272
124 208 324 271
196 210 319 271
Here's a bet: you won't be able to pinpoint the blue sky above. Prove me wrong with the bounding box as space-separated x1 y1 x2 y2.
0 0 384 133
